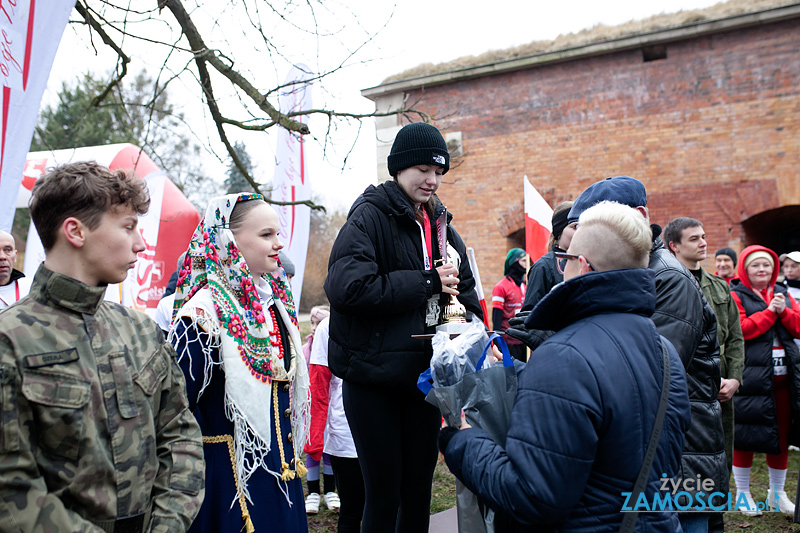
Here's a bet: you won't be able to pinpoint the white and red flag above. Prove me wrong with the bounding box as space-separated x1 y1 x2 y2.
523 175 553 263
273 64 313 310
0 0 74 231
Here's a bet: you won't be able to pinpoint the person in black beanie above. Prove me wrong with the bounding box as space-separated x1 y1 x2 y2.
325 122 482 533
520 200 574 313
715 247 738 284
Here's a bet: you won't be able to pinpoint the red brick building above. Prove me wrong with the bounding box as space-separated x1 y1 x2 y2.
362 2 800 294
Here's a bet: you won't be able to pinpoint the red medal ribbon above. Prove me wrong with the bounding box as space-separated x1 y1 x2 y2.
421 208 433 268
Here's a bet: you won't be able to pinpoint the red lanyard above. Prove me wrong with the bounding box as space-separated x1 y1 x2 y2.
421 208 433 268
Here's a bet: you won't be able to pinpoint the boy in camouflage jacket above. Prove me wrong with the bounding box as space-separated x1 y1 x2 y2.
0 162 204 532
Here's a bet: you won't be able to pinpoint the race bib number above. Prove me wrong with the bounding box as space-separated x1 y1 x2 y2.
774 347 787 376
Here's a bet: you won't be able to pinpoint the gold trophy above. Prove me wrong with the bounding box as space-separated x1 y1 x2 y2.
434 210 470 336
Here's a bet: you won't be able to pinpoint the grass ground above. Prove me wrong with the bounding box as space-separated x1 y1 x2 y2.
723 451 800 532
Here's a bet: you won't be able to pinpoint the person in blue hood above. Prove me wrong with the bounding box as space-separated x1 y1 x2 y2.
440 201 691 532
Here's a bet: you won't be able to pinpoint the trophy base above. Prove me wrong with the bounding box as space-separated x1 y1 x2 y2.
435 322 473 336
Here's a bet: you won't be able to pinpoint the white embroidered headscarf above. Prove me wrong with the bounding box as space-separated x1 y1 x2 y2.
171 193 310 505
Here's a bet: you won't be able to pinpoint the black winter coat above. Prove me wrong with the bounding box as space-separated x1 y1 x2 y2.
730 281 800 453
520 249 562 313
648 233 728 498
324 181 482 388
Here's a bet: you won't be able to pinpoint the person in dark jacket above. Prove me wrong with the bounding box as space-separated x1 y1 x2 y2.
324 122 482 533
729 245 800 516
664 218 745 472
440 201 691 532
520 200 574 313
567 176 726 533
505 202 574 352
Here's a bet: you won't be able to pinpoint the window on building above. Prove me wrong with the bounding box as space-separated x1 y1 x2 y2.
642 45 667 62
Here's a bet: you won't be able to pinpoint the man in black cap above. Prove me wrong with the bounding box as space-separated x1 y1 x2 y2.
715 247 738 284
554 176 726 533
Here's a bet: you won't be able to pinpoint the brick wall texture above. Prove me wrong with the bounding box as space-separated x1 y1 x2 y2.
394 19 800 295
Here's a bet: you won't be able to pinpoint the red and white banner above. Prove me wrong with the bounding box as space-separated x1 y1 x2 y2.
20 144 200 315
524 175 553 263
273 64 313 310
0 0 74 232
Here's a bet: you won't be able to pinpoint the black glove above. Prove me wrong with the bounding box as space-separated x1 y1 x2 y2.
438 426 459 455
507 310 530 329
505 324 555 351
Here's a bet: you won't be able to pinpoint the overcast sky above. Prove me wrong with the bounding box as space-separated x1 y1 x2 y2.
46 0 722 210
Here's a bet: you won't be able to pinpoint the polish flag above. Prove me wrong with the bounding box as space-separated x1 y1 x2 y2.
524 175 553 263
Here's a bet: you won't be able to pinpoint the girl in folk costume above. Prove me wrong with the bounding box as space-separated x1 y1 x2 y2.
170 193 310 533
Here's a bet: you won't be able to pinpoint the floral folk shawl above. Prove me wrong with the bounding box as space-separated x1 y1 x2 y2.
170 192 310 505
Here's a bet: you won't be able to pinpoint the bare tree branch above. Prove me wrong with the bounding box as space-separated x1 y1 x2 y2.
161 0 310 134
74 1 131 108
70 1 439 210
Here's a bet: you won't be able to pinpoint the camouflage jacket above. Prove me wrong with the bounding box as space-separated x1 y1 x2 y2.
0 265 205 532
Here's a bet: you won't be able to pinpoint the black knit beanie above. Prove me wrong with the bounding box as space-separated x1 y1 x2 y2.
715 247 738 267
551 208 570 241
387 123 450 177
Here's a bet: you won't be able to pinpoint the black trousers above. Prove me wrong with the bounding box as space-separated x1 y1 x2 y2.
342 380 441 533
330 455 364 533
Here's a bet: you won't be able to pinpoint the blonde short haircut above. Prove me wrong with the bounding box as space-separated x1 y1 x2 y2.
570 201 652 271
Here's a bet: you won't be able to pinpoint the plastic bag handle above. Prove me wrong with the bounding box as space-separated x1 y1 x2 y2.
476 333 513 370
417 367 433 395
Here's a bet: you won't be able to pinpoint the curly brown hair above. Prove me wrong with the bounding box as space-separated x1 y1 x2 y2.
30 161 150 251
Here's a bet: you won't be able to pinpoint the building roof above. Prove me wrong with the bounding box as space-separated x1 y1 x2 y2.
363 0 799 99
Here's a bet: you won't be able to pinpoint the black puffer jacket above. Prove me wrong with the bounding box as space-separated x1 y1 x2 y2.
730 245 800 454
324 180 482 388
649 231 728 499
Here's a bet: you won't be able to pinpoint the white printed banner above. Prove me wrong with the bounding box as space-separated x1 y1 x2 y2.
273 64 313 310
123 171 165 313
0 0 75 231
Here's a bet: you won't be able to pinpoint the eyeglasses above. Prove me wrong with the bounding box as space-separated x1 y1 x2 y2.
554 251 595 275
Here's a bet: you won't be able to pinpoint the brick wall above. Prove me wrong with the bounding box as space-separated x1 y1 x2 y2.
394 19 800 295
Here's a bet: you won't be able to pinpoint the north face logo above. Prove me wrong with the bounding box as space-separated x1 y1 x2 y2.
433 154 446 165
